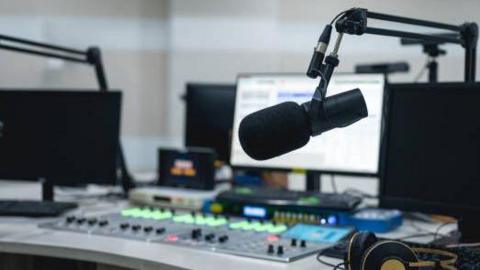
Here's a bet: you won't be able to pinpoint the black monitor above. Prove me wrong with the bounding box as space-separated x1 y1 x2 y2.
184 83 236 162
380 82 480 242
0 90 122 194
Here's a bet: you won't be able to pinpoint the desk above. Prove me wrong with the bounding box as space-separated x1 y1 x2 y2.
0 181 456 270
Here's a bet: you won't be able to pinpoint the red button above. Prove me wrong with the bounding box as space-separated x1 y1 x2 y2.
166 234 178 242
267 235 279 242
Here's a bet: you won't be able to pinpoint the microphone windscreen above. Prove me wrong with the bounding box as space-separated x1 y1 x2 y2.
238 102 311 160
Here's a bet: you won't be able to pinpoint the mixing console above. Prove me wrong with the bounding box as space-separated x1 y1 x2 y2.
40 207 352 262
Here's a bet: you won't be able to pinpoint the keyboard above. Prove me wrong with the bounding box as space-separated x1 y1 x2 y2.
217 187 362 211
322 238 480 270
0 200 78 217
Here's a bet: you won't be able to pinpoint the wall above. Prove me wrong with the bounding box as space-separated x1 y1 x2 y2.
166 0 480 194
167 0 480 140
0 0 479 181
0 0 170 172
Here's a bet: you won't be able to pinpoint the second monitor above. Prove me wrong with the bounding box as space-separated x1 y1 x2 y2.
184 83 236 163
230 73 385 175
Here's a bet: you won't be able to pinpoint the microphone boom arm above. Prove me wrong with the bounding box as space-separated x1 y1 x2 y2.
334 8 478 82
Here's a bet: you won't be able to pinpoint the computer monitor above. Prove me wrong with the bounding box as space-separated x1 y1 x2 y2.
380 82 480 242
230 73 385 175
0 90 121 188
184 83 236 162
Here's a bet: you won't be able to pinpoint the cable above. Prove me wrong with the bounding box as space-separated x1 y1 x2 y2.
396 232 442 241
395 221 454 241
413 57 430 82
330 8 356 24
342 188 377 199
331 174 338 194
434 221 456 241
316 251 343 268
446 242 480 248
334 263 346 270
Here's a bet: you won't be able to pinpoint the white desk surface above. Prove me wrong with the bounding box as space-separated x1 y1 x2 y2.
0 181 456 270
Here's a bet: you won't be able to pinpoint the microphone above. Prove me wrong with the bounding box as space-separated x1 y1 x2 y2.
238 89 368 160
306 25 333 78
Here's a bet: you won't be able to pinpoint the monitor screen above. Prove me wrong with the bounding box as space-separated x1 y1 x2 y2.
380 83 480 216
0 90 121 186
230 73 385 174
184 83 236 162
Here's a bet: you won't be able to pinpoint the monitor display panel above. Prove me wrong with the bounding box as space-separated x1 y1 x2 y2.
230 73 385 175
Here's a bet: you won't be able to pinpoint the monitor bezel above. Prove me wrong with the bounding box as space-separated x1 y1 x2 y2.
379 82 480 217
230 72 386 177
0 88 122 186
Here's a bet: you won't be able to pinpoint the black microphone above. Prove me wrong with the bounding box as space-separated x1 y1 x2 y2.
238 89 368 160
306 25 332 79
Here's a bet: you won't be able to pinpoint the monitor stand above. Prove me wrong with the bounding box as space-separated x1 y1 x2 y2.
431 215 480 245
306 171 322 191
457 216 480 243
39 177 54 201
0 178 77 217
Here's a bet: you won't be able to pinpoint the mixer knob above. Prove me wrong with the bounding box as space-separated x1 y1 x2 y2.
98 220 109 227
143 226 153 233
291 238 297 247
66 216 76 223
87 218 98 225
277 245 284 255
205 233 215 241
300 240 306 248
132 224 141 231
191 228 202 239
156 227 166 234
120 223 130 230
267 244 274 254
76 218 86 225
218 235 229 243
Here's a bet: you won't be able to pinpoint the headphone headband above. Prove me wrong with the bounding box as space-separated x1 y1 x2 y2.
346 232 458 270
410 247 458 270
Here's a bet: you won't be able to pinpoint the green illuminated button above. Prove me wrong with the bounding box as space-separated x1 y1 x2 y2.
139 209 154 218
251 222 265 231
207 218 227 227
242 222 258 231
121 208 143 217
173 215 195 224
229 221 247 230
194 216 207 225
253 223 269 232
151 210 172 220
267 224 288 234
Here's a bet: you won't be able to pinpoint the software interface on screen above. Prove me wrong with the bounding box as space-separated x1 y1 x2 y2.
230 74 385 174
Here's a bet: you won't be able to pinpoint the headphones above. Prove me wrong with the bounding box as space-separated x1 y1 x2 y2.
346 232 458 270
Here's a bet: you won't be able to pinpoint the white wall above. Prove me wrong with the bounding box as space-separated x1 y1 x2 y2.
166 0 480 140
165 0 480 194
0 0 478 181
0 0 171 172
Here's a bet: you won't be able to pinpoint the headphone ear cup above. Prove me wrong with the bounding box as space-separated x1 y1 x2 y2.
347 232 378 270
362 241 418 270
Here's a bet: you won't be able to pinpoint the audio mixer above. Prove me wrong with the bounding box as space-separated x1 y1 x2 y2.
40 207 353 262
